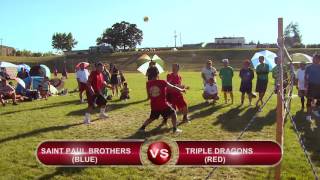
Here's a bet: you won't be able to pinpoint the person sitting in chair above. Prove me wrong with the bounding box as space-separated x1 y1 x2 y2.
0 78 18 106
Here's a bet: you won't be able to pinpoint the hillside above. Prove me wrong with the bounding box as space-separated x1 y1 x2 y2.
1 48 320 72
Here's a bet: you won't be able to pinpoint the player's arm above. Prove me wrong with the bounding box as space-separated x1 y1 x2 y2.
166 82 186 93
86 76 94 95
201 71 206 82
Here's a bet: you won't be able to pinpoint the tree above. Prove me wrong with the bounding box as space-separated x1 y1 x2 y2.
96 21 143 50
284 22 303 48
52 32 78 51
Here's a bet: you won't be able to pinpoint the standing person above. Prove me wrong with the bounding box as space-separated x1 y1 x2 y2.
296 62 307 110
62 61 68 79
305 54 320 121
201 59 217 85
255 56 270 107
219 59 234 104
119 71 126 87
139 66 185 134
110 65 120 97
84 62 110 124
167 63 189 122
53 65 58 77
76 63 90 103
239 60 254 106
102 64 112 100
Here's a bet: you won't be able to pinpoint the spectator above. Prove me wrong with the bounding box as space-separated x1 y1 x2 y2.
110 65 120 97
0 78 18 106
120 82 130 101
76 63 90 103
219 59 234 104
239 60 254 106
296 62 307 110
203 77 219 103
201 59 217 85
17 68 29 79
305 54 320 121
255 56 270 107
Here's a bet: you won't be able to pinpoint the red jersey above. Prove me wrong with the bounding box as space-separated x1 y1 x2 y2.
88 70 104 93
167 73 182 95
147 80 170 111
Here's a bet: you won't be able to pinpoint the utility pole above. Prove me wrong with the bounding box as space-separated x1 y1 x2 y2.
174 30 177 48
0 38 3 56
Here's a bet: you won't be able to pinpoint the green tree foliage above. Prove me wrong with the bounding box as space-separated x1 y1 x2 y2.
52 32 78 51
284 22 303 48
96 21 143 50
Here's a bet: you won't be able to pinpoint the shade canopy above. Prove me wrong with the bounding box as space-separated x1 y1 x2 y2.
251 50 277 70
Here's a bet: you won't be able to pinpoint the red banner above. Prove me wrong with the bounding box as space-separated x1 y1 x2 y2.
176 141 282 166
37 141 143 166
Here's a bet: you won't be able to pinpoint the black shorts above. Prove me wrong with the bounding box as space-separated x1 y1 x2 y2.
240 82 252 94
149 107 175 120
87 93 107 107
222 86 232 92
256 79 268 93
307 83 320 99
110 75 119 85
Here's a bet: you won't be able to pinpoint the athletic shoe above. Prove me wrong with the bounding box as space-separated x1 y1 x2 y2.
173 128 182 133
313 111 320 118
182 116 190 123
83 117 91 124
99 113 109 119
138 128 145 133
306 115 312 122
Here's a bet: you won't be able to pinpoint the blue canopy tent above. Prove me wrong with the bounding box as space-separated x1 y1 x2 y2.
40 64 51 78
251 50 277 71
17 64 31 72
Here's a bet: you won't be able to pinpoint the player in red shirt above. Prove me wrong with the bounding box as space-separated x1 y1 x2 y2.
166 64 189 123
139 66 185 134
84 62 111 124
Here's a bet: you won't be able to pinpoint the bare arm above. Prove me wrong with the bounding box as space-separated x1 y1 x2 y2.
166 82 186 93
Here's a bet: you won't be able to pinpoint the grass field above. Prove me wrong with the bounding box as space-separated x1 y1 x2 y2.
1 72 320 179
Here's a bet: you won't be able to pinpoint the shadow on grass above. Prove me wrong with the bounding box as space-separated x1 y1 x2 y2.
293 110 320 164
38 167 86 180
124 123 171 140
189 103 225 120
0 99 80 116
213 106 276 132
123 103 225 139
0 119 99 144
66 99 148 116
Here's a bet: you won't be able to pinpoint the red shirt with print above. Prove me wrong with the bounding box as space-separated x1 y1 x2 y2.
146 80 170 111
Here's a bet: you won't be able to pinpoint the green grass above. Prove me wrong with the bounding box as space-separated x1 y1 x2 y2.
0 72 319 179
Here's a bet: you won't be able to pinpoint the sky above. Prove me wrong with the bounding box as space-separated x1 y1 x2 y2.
1 0 319 52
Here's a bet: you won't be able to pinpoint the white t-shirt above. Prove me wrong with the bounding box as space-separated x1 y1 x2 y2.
76 69 89 83
204 83 218 95
296 68 305 90
202 67 217 82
